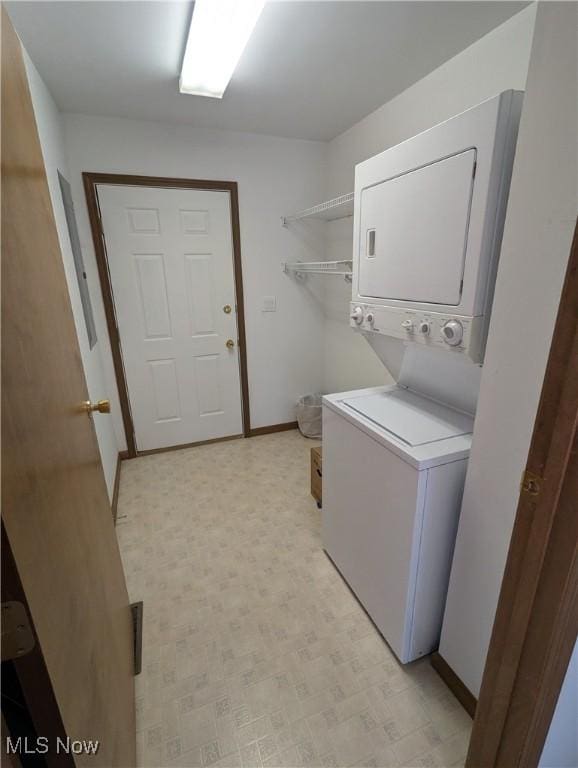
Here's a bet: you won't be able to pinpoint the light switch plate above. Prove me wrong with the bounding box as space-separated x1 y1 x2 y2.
262 296 277 312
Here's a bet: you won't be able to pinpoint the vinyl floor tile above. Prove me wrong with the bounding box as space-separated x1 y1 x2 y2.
117 432 471 767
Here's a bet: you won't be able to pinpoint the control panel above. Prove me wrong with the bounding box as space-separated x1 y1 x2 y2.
350 303 485 363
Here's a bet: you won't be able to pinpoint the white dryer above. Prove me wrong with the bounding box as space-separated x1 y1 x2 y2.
350 90 523 363
322 386 473 664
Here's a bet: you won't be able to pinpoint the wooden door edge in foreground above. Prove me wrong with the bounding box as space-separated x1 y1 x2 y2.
466 219 578 766
1 9 136 765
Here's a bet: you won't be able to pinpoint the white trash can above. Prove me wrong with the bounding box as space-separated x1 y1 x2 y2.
296 394 323 439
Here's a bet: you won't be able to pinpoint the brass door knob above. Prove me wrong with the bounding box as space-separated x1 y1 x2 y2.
223 304 232 314
83 399 111 414
225 339 235 350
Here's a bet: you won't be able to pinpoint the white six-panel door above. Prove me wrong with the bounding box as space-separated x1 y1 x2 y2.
97 185 243 451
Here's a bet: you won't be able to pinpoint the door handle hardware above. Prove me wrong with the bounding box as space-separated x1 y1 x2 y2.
520 470 542 497
1 601 35 661
225 339 235 350
83 399 111 414
223 304 232 314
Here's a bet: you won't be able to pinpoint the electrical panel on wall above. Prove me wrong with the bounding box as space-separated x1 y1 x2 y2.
350 90 523 364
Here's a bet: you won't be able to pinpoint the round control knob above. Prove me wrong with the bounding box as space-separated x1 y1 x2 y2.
365 312 375 326
401 319 414 333
441 319 463 346
419 320 431 335
350 306 364 325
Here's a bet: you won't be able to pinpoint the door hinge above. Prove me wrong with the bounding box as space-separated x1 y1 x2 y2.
520 470 542 497
1 601 35 661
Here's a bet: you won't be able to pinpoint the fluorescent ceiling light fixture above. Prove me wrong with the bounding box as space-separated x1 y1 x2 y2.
180 0 266 99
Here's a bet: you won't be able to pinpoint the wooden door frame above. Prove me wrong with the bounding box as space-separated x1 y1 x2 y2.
466 217 578 766
83 172 251 457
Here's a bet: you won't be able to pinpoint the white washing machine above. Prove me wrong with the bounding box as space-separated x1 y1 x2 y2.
322 385 473 664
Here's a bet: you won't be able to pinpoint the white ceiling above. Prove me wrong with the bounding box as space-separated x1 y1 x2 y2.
8 1 527 141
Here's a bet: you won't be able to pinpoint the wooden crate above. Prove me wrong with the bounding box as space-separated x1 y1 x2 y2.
311 446 322 508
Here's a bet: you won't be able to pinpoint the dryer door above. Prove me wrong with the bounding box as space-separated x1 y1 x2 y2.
358 149 476 305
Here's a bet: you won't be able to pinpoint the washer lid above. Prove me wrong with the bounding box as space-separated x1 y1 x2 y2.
343 388 473 447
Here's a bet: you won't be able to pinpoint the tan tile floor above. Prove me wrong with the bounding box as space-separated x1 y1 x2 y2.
116 431 472 768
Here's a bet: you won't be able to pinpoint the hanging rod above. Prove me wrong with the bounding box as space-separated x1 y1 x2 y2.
281 193 354 227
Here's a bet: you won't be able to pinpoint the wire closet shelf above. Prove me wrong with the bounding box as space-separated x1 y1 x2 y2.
282 193 354 281
281 192 354 227
283 260 353 279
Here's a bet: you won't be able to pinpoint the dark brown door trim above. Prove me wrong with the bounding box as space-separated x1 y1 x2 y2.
466 218 578 766
83 172 251 458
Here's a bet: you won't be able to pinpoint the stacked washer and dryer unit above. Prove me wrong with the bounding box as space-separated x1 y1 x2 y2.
322 91 523 664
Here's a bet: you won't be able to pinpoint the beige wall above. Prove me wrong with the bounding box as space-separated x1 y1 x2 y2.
322 5 537 395
440 0 578 711
23 52 120 497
